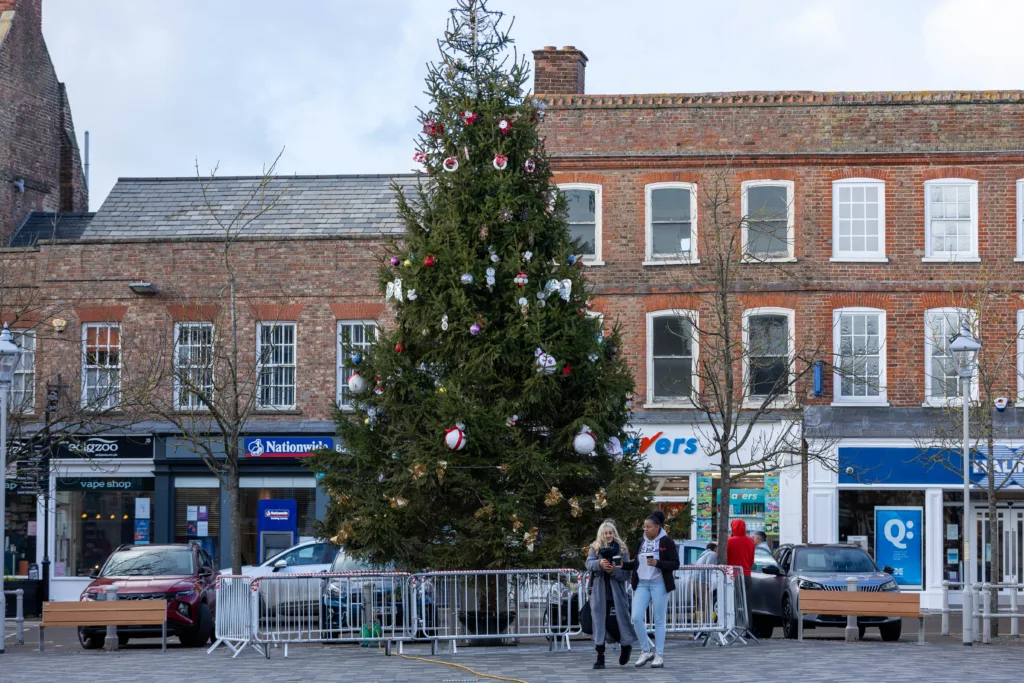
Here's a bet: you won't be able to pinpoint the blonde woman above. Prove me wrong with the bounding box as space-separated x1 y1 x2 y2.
585 519 638 669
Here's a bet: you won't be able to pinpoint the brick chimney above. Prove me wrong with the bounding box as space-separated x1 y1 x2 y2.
532 46 587 95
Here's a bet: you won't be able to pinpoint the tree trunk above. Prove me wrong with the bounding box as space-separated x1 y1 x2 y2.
228 455 242 574
717 455 732 567
801 437 809 544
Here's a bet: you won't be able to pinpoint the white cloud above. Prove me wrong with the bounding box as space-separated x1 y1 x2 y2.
923 0 1024 87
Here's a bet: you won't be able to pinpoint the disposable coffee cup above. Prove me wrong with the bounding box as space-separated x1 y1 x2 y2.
612 554 622 566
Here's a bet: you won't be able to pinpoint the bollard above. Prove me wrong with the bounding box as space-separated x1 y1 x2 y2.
15 589 23 646
982 583 991 644
941 580 950 636
972 583 982 643
104 585 119 652
1012 583 1020 637
845 577 859 642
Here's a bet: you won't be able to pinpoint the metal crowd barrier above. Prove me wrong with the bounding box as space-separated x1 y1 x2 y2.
208 575 262 658
413 569 584 654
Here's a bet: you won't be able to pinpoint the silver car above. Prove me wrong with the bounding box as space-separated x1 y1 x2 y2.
748 543 901 640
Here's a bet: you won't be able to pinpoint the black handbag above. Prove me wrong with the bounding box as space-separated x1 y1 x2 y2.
579 598 593 635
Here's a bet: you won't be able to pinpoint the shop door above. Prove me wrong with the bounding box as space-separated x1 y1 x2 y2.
972 509 1024 588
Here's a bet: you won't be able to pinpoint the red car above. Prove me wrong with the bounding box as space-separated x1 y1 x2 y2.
79 542 217 648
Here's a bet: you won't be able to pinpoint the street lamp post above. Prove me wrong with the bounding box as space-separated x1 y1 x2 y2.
950 320 982 646
0 323 23 654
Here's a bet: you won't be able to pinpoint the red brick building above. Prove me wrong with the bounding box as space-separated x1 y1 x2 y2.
534 46 1024 604
0 0 88 240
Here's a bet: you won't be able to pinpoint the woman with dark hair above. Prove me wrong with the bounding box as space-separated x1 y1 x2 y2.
622 509 680 668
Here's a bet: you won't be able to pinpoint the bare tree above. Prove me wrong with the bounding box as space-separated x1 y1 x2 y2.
122 153 288 573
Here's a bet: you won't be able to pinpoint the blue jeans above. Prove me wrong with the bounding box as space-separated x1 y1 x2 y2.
631 579 668 656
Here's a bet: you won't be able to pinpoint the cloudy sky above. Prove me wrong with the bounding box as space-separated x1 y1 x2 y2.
44 0 1023 210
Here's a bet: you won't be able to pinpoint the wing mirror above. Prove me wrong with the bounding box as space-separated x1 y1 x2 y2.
89 568 100 579
882 565 895 575
761 565 781 576
273 559 287 572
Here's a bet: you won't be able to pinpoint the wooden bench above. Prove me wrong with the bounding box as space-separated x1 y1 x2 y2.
797 590 924 643
39 600 168 652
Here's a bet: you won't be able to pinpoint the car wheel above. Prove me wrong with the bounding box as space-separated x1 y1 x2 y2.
781 597 798 640
180 603 214 648
751 615 774 639
879 620 902 642
78 627 103 650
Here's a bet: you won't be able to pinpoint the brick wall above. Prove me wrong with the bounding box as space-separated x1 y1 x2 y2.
0 0 88 241
537 50 1024 412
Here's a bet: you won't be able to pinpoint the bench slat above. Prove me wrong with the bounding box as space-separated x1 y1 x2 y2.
41 600 167 627
798 590 921 617
798 591 919 605
44 601 166 612
42 617 166 627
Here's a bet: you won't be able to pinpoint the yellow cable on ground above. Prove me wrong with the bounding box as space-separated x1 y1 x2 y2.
376 639 530 683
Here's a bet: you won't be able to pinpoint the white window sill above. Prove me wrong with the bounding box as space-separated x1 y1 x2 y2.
742 398 797 410
922 398 970 408
643 401 698 410
642 258 700 266
831 401 890 408
583 260 605 267
741 256 797 264
1014 257 1024 263
921 256 981 263
830 256 889 263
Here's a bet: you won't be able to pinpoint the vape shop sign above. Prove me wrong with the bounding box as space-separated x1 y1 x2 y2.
55 435 154 459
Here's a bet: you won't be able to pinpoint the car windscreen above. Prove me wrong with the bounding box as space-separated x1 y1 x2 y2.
101 548 195 576
330 552 378 572
794 547 877 573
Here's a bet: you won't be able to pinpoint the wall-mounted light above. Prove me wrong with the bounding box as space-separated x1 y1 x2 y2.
128 282 158 295
52 318 67 333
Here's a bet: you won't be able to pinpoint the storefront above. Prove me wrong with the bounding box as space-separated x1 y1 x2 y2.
627 419 800 547
3 480 39 577
807 439 1023 609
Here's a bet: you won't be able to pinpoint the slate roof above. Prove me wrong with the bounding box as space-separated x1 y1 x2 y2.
24 174 421 243
9 212 96 247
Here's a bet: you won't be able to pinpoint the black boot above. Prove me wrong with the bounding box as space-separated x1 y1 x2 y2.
593 644 606 669
619 644 632 666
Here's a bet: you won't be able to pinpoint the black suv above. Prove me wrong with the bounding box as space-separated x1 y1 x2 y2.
79 542 217 648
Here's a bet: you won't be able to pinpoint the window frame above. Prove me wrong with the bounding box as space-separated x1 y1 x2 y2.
645 309 699 407
831 178 887 262
336 319 378 409
173 322 215 412
924 307 977 406
741 180 796 262
255 321 297 411
831 307 888 407
557 182 604 266
644 182 699 265
742 307 796 407
10 329 35 414
81 322 121 411
1016 180 1024 260
1018 310 1024 403
922 178 979 262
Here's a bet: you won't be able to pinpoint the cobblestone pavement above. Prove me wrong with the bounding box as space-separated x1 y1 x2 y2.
2 626 1023 683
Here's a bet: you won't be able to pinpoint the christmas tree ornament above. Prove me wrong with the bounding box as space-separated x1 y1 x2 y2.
441 314 449 330
436 460 447 485
496 463 510 474
461 110 478 125
573 425 597 455
506 414 518 426
596 330 605 345
470 323 481 335
511 514 523 533
395 342 406 354
460 272 474 285
514 270 529 287
406 289 418 301
518 297 529 316
347 372 367 394
410 463 427 480
605 437 623 457
625 398 634 411
413 151 427 163
544 487 564 506
499 208 512 223
492 154 509 170
390 256 401 266
474 504 494 520
569 497 582 518
523 527 538 552
464 145 470 161
335 492 352 508
444 425 467 451
422 328 429 336
587 353 599 363
485 276 495 287
330 522 354 545
478 225 489 241
351 353 362 365
424 254 436 267
388 495 409 510
535 348 557 374
437 386 447 393
562 364 572 376
423 119 443 136
523 250 533 262
403 259 412 267
568 254 578 266
594 488 609 511
498 118 511 134
442 156 459 172
486 266 495 277
385 278 404 302
536 291 546 301
524 158 536 173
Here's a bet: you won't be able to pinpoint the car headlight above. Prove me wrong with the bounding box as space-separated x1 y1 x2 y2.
175 589 196 599
798 578 825 590
880 579 898 591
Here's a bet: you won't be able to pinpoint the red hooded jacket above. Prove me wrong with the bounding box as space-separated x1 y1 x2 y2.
727 518 755 576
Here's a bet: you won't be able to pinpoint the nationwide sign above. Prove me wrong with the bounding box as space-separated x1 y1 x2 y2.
264 509 291 520
243 437 338 458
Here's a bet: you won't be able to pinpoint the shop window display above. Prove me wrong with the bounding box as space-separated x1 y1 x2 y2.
4 491 37 576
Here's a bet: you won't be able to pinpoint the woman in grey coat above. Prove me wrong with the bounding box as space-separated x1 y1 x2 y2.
585 520 638 669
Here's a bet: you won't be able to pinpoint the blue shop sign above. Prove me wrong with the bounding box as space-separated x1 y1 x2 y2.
840 446 1024 487
244 437 338 458
875 506 923 589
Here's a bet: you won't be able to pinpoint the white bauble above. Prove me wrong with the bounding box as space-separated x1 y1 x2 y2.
347 373 367 394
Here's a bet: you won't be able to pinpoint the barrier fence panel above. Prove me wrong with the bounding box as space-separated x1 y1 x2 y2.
251 571 414 658
208 575 261 658
412 569 583 654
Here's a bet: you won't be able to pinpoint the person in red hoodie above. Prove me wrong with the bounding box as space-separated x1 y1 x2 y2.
726 518 755 630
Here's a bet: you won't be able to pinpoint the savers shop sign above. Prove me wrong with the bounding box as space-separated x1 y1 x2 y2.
244 437 339 458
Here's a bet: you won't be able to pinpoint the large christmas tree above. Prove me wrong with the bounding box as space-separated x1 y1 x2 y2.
312 0 651 571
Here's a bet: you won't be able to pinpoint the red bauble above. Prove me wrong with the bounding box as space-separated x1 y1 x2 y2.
562 364 572 376
424 255 436 267
395 343 405 354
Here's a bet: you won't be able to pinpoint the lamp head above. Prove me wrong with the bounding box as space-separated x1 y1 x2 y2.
949 321 982 379
0 323 23 385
